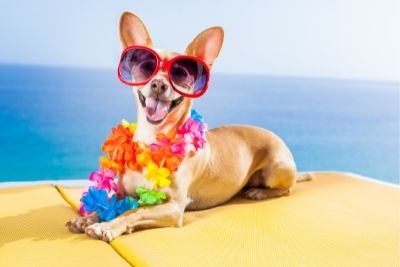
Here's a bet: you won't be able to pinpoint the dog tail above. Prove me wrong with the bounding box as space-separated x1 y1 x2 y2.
297 172 315 183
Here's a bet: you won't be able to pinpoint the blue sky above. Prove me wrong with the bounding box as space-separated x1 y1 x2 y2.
0 0 398 81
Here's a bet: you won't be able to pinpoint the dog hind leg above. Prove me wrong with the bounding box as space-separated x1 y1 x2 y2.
242 161 297 200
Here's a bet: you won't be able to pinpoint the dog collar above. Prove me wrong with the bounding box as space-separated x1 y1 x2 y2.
79 110 207 221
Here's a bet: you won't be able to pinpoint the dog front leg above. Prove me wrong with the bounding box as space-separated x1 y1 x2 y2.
66 212 99 233
85 200 185 242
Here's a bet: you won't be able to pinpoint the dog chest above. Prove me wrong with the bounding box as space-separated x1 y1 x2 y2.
120 169 153 196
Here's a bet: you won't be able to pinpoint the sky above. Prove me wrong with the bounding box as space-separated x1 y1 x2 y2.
0 0 399 81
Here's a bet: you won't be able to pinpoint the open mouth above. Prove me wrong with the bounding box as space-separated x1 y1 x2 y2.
138 91 184 124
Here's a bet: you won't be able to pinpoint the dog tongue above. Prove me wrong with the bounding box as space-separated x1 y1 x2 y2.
146 97 169 121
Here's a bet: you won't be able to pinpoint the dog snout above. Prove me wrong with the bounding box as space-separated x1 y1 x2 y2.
150 79 169 95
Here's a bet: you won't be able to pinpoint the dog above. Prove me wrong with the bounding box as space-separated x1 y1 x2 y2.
66 11 312 242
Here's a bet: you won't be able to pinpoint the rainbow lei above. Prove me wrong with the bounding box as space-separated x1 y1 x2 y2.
79 110 207 221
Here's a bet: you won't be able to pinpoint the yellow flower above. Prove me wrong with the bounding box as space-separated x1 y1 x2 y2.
145 162 171 188
121 119 137 134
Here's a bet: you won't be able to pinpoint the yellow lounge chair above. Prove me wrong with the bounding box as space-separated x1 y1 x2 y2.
1 172 399 266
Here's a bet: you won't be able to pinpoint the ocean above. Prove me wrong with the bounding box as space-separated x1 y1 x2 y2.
0 64 398 184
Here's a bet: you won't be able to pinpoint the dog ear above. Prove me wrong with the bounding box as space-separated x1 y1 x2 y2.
120 12 153 48
185 27 224 67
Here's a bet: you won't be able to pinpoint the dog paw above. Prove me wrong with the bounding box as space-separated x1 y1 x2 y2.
66 213 99 233
242 188 290 200
85 223 119 242
242 188 265 200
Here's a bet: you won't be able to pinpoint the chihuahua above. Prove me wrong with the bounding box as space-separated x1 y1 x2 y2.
66 12 312 242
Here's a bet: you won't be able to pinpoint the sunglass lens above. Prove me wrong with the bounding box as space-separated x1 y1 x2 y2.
170 58 208 96
119 48 157 84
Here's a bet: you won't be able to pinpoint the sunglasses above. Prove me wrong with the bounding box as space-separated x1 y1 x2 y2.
117 46 210 98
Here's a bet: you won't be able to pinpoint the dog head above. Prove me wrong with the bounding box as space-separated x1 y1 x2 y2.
119 12 224 128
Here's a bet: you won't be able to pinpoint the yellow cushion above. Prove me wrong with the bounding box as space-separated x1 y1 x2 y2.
58 172 400 267
0 185 130 266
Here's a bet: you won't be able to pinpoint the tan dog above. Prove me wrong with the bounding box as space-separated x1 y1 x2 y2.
66 12 312 242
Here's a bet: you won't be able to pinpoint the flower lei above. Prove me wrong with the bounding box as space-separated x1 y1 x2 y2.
79 110 207 221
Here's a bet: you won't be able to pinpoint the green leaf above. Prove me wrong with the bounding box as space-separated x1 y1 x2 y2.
136 186 167 205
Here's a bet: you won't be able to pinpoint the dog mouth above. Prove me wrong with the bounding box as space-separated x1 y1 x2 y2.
138 91 184 124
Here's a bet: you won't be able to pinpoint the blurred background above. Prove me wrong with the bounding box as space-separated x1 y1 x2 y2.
0 0 398 183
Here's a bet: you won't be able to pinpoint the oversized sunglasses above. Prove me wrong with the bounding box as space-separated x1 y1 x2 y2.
117 46 210 98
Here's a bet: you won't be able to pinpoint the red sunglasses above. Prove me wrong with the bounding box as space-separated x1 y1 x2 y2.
117 46 210 98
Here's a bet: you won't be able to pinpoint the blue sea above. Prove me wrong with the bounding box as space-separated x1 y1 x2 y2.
0 64 398 184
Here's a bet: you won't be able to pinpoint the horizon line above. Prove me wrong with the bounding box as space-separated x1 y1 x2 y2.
0 62 399 85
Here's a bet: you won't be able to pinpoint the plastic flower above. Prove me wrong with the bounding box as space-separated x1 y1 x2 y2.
178 117 207 151
102 125 133 153
155 132 186 156
191 109 204 123
79 187 139 221
99 156 123 172
121 119 137 134
100 124 142 173
80 187 109 214
123 142 141 171
136 186 167 205
170 139 186 155
89 168 117 192
136 142 152 167
151 130 187 170
100 194 139 222
119 196 139 216
145 162 171 188
149 138 185 172
79 109 208 219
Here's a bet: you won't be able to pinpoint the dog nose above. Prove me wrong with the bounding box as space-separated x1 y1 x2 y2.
150 79 169 94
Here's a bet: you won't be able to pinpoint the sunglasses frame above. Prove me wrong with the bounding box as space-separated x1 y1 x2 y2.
117 45 210 98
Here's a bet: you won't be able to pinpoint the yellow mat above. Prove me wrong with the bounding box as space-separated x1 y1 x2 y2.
0 185 130 266
58 172 400 267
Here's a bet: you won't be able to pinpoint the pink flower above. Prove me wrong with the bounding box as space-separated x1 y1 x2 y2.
178 118 207 151
170 137 186 155
89 168 117 192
